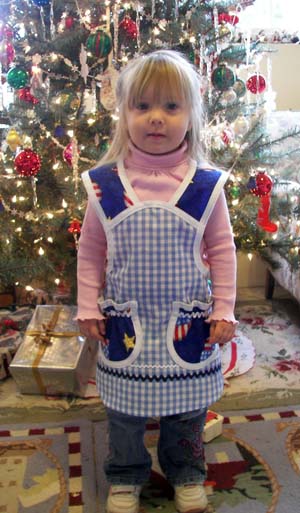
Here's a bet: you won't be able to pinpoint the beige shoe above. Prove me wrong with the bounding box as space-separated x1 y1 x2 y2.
106 485 141 513
174 483 208 513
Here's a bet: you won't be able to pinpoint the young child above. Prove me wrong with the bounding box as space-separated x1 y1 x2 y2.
77 50 237 513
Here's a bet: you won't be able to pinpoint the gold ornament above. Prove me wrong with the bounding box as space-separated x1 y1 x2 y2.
6 128 22 151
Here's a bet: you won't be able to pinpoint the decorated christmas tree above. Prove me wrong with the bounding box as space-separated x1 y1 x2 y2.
0 0 299 304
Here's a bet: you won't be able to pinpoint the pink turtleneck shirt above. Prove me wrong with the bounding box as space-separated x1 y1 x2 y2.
77 141 237 324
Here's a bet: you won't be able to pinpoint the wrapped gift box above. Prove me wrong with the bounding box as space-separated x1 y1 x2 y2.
203 411 224 443
9 305 97 396
0 329 23 380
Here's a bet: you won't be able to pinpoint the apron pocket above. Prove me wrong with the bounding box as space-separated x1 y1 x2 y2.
98 299 143 368
167 300 217 370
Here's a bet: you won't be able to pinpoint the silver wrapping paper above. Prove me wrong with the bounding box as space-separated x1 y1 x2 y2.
10 305 97 396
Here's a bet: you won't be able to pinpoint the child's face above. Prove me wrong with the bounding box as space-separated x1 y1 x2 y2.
126 84 191 155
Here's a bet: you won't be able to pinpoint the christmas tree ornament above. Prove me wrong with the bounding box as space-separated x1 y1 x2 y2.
0 24 13 41
14 149 41 177
68 218 81 234
63 142 73 166
58 91 80 113
246 74 266 94
220 88 237 106
30 54 43 91
68 218 81 250
247 171 278 233
63 141 79 168
230 184 240 199
221 127 234 145
86 29 112 59
6 129 22 151
212 63 235 91
80 44 89 85
218 13 239 25
18 87 39 104
233 78 247 98
7 66 29 89
54 125 65 138
218 23 233 44
65 15 74 30
233 115 249 136
119 16 138 40
0 40 15 69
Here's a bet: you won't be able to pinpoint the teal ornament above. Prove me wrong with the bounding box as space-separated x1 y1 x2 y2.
7 66 28 89
86 29 112 59
212 64 235 91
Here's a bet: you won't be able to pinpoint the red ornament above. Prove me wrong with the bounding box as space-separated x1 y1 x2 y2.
0 24 13 41
63 142 75 166
0 40 15 68
221 128 234 145
250 171 272 197
119 16 138 39
218 13 239 25
18 87 39 104
68 218 81 234
249 172 277 233
14 149 41 177
246 74 266 94
65 16 74 30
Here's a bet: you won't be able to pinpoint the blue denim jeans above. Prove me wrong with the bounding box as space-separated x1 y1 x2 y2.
104 407 207 486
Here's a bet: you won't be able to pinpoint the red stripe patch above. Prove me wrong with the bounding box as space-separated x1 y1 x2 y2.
0 430 11 437
69 465 82 477
64 426 80 433
29 428 45 435
69 442 81 453
69 492 84 506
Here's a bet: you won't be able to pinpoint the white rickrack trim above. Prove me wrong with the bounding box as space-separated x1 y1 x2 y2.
177 311 209 319
131 363 179 369
105 310 131 318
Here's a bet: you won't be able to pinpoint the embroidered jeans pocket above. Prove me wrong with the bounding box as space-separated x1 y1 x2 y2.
167 300 216 370
98 299 143 368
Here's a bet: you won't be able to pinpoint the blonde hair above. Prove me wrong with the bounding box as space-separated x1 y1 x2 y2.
98 50 205 165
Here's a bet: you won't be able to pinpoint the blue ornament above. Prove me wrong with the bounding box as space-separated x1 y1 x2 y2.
247 176 257 192
54 125 65 138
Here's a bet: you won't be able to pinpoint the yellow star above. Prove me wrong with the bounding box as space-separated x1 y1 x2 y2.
123 333 135 351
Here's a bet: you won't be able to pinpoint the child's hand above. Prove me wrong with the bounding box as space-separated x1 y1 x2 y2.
78 318 106 342
207 320 235 346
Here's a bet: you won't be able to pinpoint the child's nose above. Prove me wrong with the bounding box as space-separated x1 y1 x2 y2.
149 107 164 124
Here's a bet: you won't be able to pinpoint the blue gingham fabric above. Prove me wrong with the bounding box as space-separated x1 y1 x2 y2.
82 163 228 416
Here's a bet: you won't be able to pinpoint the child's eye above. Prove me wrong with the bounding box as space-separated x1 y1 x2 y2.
166 102 178 111
136 102 149 110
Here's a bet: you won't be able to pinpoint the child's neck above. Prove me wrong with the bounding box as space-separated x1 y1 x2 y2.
126 140 189 170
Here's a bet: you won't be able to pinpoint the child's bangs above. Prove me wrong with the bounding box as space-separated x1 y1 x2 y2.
128 59 189 107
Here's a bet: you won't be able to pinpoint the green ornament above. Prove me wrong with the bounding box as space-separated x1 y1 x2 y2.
233 78 246 98
7 66 29 89
231 185 240 199
212 64 235 91
86 29 112 59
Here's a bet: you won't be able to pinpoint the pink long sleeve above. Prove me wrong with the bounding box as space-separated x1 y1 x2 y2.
203 192 237 323
76 201 107 320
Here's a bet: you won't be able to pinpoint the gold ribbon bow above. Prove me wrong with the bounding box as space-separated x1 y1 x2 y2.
26 307 81 394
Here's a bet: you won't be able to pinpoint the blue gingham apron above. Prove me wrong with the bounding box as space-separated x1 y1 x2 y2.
82 160 228 416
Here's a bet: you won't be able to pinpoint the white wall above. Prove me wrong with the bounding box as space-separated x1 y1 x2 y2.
260 44 300 111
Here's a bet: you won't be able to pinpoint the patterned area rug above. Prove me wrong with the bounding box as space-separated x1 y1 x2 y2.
0 420 97 513
94 406 300 513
